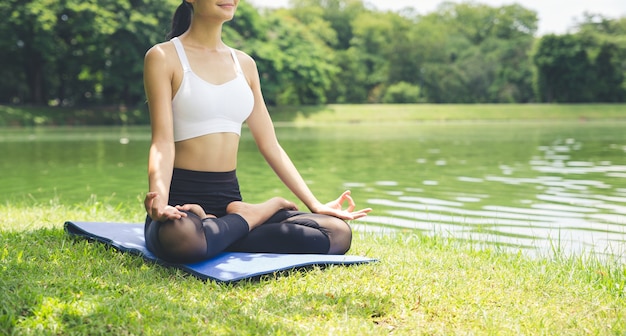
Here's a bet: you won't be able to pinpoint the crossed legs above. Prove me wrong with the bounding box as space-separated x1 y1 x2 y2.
154 198 352 263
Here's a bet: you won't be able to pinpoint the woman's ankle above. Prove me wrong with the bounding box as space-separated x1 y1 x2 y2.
226 198 297 230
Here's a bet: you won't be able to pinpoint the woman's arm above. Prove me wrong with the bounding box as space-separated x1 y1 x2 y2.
239 52 370 220
143 43 185 221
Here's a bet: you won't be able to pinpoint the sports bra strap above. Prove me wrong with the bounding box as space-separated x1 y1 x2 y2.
171 37 191 73
172 37 242 75
229 48 244 74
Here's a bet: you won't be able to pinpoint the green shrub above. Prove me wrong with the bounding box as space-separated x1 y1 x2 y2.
382 82 422 103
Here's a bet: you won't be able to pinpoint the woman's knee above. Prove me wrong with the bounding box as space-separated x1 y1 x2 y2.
158 215 207 262
321 216 352 254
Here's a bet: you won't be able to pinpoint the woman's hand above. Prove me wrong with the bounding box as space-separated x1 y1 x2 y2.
314 190 372 221
144 192 186 222
175 204 217 219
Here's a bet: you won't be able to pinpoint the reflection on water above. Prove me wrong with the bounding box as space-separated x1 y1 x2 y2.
353 135 626 260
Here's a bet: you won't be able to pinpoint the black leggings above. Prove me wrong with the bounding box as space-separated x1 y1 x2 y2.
144 169 352 263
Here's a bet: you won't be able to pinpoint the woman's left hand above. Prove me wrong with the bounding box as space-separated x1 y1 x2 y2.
314 190 372 221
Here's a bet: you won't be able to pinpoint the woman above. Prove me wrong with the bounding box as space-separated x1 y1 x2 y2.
143 0 371 263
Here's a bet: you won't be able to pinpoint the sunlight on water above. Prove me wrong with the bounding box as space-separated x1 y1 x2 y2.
354 133 626 261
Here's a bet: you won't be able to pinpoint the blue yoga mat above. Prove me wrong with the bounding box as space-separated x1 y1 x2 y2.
64 221 376 283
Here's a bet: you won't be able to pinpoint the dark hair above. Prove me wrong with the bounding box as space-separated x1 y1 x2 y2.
166 1 193 40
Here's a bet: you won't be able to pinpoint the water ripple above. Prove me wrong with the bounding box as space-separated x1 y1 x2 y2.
358 137 626 261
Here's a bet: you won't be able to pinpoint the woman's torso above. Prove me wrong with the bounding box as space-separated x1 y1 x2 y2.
168 37 254 172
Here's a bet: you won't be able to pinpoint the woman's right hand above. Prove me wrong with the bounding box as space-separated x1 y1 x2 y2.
144 192 186 221
175 203 217 220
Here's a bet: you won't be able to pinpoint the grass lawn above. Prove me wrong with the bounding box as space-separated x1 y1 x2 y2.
269 103 626 124
1 201 625 335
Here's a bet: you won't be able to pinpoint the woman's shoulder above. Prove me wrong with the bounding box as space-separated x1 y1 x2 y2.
144 40 177 64
231 48 254 63
230 48 258 75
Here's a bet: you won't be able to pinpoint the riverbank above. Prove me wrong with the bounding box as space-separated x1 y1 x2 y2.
2 103 625 127
0 104 146 127
1 200 625 334
271 104 626 124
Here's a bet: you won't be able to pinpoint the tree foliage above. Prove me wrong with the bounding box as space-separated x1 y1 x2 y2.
533 15 626 103
0 0 177 106
0 0 624 107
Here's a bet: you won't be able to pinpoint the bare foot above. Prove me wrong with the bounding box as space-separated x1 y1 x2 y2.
226 197 298 230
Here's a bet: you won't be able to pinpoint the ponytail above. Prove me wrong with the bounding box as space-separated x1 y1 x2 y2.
166 1 193 40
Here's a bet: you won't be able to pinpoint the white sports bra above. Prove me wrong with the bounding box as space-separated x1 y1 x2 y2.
170 37 254 142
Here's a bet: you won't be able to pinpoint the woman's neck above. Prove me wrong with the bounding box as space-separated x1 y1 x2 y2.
183 20 227 51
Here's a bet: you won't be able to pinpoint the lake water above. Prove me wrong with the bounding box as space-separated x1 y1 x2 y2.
2 121 625 259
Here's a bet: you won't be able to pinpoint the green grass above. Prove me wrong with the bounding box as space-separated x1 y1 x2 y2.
270 103 626 124
2 200 625 335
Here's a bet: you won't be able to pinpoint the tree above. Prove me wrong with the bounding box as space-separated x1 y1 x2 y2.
0 0 63 104
593 42 625 102
533 34 595 103
348 11 399 102
266 12 339 105
419 2 537 103
0 0 178 106
288 0 368 103
231 6 338 105
101 0 178 107
290 0 366 50
574 13 626 102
